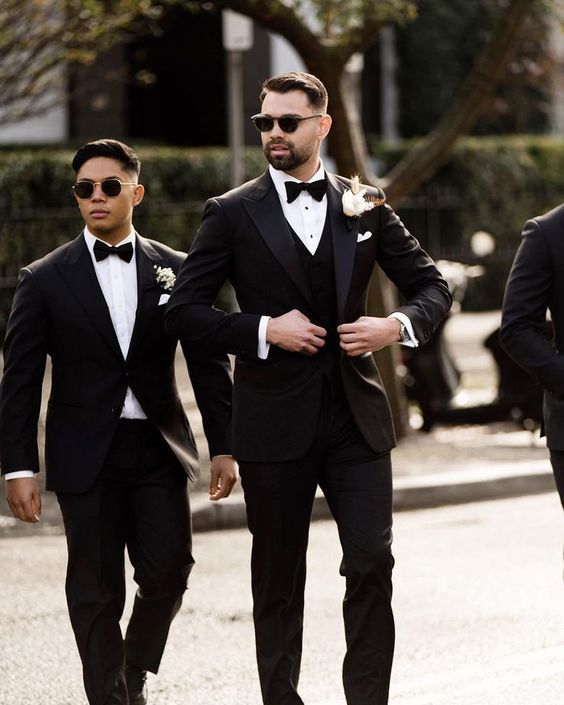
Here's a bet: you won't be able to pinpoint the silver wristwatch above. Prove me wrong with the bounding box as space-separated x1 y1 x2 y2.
398 322 410 343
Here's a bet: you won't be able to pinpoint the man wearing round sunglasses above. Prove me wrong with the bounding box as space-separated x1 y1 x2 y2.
0 139 237 705
166 72 451 705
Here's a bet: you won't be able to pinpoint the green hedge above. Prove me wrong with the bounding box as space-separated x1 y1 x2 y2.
0 146 267 274
371 135 564 310
0 146 266 337
2 138 564 338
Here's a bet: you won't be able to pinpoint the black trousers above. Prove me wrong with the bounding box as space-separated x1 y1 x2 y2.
57 419 193 705
239 392 395 705
548 450 564 509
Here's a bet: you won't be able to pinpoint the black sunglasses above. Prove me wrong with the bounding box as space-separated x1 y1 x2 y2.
72 178 137 199
251 113 324 134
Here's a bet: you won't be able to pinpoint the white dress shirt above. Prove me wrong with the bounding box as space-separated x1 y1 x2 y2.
257 163 418 359
269 162 328 255
83 228 147 419
5 228 146 481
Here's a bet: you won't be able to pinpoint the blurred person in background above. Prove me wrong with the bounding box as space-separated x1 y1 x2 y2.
501 206 564 509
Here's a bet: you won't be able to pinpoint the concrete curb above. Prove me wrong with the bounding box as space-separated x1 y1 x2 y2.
191 462 557 532
0 463 556 538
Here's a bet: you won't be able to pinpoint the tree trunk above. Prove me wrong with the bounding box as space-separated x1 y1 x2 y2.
383 0 534 206
213 0 537 441
313 59 378 184
310 58 409 437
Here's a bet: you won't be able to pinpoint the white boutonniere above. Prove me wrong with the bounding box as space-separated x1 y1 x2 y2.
342 175 385 218
154 265 176 291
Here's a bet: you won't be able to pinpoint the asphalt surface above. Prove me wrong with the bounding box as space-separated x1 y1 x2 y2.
1 311 563 704
0 494 562 705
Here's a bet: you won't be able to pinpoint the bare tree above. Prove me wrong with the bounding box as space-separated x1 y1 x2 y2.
0 0 540 433
0 0 164 126
201 0 537 434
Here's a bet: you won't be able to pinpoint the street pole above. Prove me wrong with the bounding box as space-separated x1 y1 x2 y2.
226 49 244 189
380 26 400 144
222 11 253 189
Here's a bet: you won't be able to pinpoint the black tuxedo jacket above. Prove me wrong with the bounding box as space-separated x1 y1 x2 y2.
166 171 451 461
501 204 564 450
0 232 232 492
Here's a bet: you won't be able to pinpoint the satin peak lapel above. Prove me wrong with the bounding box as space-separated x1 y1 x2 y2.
127 235 163 360
327 174 358 321
55 234 123 360
242 176 315 310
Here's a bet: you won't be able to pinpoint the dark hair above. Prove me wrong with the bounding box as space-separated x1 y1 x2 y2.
259 72 328 112
72 139 141 176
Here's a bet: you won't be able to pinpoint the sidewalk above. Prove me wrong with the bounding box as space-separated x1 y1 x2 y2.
0 311 557 537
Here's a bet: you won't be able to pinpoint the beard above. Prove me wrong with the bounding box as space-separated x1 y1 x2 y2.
263 139 314 172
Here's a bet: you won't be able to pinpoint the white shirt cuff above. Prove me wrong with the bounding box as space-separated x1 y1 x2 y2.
258 316 271 359
388 312 419 348
4 470 35 480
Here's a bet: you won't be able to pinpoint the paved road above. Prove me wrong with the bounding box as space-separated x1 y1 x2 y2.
1 493 562 705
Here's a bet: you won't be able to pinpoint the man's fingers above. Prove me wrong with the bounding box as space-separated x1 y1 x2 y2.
8 497 38 523
311 334 326 347
337 322 358 334
209 458 239 501
293 309 309 321
209 470 221 497
340 340 373 356
31 491 41 521
215 473 237 499
209 472 233 500
310 324 327 338
267 310 328 354
5 478 41 523
24 498 39 522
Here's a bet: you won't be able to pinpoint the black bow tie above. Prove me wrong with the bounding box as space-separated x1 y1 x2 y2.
284 178 327 203
93 240 134 263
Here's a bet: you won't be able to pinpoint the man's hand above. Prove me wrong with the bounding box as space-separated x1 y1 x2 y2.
266 309 327 355
338 317 401 357
5 477 41 523
209 456 238 501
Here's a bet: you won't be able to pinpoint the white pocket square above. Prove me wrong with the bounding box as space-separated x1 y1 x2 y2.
158 293 170 306
357 231 372 243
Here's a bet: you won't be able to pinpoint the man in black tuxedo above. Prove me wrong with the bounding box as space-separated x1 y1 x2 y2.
166 73 451 705
501 207 564 508
0 139 237 705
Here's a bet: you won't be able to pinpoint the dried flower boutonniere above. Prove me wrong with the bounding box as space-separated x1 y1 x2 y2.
342 175 385 218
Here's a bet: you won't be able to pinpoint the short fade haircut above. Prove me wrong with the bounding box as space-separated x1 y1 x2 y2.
72 139 141 177
259 72 328 113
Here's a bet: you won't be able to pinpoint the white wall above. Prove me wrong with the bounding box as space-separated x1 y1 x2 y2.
0 103 68 144
269 34 305 76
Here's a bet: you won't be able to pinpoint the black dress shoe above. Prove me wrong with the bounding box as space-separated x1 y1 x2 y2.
125 666 148 705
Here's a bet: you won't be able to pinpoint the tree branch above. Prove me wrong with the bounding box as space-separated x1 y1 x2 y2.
381 0 535 205
209 0 323 60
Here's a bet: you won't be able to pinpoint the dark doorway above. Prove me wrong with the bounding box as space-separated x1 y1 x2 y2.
127 6 226 145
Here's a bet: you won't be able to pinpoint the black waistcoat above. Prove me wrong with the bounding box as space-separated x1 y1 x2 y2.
288 217 343 393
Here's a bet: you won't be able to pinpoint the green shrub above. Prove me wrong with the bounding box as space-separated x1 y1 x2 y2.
371 136 564 310
2 138 564 338
0 146 266 337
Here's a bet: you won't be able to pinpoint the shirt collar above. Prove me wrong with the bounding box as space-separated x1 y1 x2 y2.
269 160 326 202
84 228 136 258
